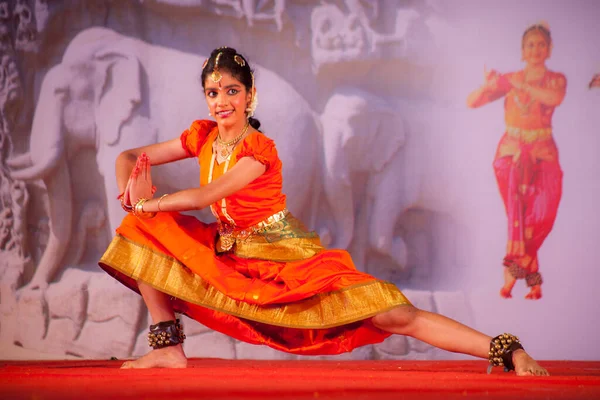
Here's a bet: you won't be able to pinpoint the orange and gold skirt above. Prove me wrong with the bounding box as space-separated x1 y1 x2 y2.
99 212 411 355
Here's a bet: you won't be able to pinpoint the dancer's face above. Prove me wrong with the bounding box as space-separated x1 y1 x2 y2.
204 71 252 129
522 32 550 66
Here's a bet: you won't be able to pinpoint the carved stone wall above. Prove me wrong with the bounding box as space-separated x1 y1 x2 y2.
1 0 599 361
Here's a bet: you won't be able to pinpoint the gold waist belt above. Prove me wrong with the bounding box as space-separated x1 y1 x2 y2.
218 209 289 251
506 126 552 143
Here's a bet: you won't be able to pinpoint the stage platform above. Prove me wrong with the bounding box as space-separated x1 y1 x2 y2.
1 359 599 399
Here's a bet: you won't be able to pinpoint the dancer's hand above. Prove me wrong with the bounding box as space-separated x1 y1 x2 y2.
126 153 156 205
483 65 499 90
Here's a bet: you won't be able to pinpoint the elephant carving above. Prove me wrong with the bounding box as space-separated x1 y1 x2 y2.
8 27 322 290
320 87 415 270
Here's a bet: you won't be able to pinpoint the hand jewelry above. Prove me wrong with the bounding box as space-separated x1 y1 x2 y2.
118 192 133 213
133 198 156 219
157 194 169 212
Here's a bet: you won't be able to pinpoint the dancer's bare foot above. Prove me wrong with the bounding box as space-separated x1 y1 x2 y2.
525 285 542 300
500 286 513 298
121 344 187 369
512 349 549 376
500 267 516 299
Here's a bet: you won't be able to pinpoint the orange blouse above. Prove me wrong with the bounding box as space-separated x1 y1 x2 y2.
180 120 287 229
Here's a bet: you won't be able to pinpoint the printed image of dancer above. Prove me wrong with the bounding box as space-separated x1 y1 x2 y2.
467 22 566 300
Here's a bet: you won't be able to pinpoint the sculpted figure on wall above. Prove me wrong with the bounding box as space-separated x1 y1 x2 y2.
320 87 409 272
0 0 28 283
14 0 40 52
142 0 286 31
310 0 419 70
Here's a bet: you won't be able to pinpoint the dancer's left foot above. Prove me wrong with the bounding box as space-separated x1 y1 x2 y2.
121 344 187 369
512 349 549 376
525 285 542 300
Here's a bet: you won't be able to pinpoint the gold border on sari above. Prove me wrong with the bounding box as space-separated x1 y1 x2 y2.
99 235 412 329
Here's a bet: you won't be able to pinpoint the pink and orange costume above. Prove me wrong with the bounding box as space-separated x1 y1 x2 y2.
99 120 411 355
490 71 565 287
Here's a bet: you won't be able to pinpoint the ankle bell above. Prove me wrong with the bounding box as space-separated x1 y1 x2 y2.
147 319 186 349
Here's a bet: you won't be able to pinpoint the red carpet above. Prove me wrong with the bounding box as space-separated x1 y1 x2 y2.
1 359 599 399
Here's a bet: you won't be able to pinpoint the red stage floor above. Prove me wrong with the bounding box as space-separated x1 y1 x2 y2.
1 359 599 400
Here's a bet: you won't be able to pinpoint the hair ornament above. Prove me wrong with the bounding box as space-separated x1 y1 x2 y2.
234 54 246 67
211 52 223 83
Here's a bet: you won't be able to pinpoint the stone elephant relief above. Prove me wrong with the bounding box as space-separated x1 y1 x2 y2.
321 87 470 280
320 87 419 271
8 27 322 291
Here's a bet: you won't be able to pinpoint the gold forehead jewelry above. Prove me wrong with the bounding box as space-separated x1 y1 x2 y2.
211 52 223 83
234 55 245 67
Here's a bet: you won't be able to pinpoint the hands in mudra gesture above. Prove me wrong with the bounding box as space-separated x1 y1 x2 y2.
483 65 500 90
122 153 156 208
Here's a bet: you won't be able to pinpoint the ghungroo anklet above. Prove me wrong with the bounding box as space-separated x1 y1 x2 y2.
526 272 543 287
147 319 186 349
488 333 524 373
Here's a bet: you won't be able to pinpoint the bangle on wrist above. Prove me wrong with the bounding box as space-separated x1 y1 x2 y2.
119 194 133 213
157 194 169 212
133 198 156 219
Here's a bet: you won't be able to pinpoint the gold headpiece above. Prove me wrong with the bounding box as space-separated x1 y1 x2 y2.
202 59 208 70
211 52 223 83
234 55 246 67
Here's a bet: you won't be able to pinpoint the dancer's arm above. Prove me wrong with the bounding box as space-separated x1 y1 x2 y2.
129 155 266 213
509 73 566 106
466 67 511 108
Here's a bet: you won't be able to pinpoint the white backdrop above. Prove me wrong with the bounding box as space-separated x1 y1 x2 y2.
0 0 598 361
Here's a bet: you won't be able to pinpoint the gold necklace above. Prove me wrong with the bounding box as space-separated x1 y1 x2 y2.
217 122 249 146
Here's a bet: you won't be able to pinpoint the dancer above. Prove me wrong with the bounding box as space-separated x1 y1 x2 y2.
467 22 566 300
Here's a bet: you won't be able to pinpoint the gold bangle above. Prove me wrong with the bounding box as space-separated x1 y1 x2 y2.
157 194 169 212
133 198 156 219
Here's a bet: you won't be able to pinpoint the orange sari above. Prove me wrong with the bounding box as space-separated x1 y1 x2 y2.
492 70 565 286
99 120 411 355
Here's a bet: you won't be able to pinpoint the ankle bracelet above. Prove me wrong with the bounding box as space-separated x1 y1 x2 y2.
147 319 186 349
487 333 524 373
